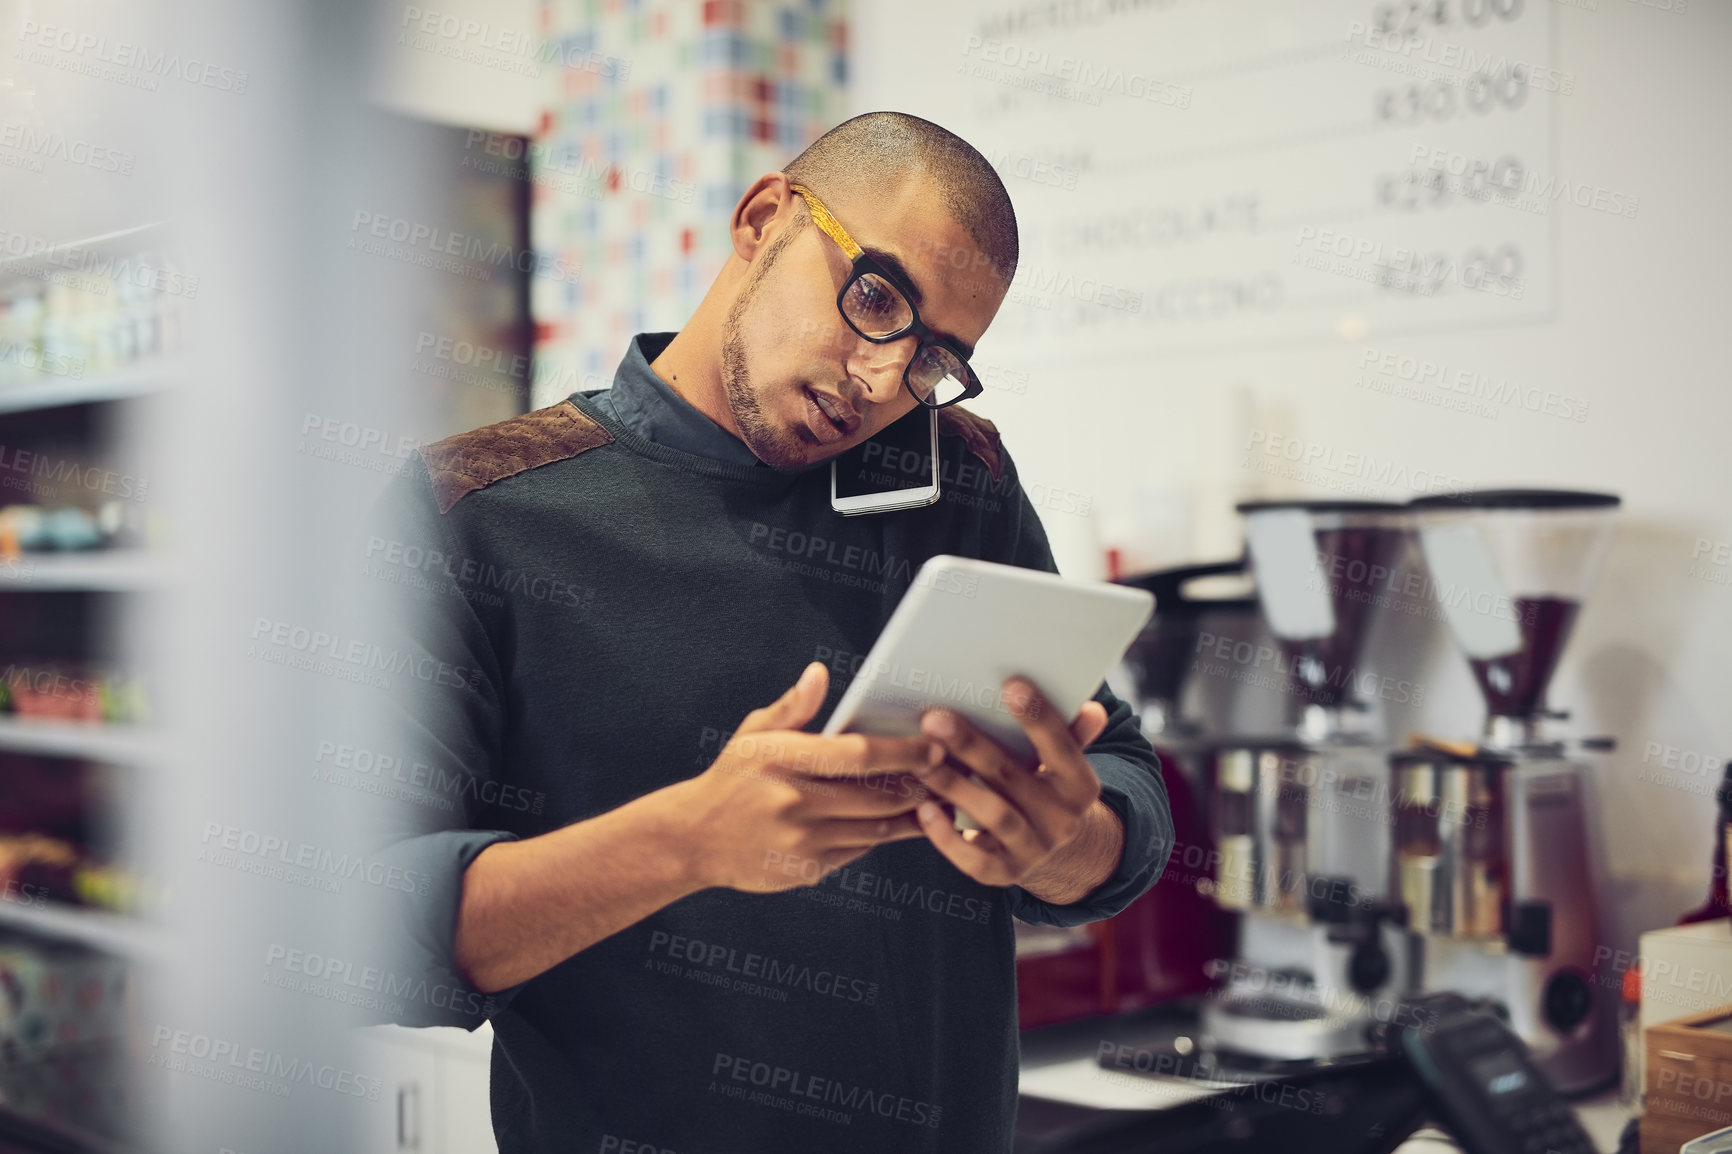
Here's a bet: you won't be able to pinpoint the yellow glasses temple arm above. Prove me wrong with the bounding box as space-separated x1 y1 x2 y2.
788 182 863 262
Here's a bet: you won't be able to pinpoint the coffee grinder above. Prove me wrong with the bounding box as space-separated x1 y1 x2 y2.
1391 489 1621 1094
1014 561 1246 1027
1197 501 1417 1064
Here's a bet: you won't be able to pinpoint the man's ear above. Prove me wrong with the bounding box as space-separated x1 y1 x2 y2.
731 172 795 263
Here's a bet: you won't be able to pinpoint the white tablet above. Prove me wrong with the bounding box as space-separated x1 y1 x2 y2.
820 555 1155 829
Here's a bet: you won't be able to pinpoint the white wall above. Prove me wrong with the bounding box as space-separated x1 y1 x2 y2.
853 0 1730 951
368 0 539 135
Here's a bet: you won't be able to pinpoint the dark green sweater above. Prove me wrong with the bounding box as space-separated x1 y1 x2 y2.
369 345 1173 1154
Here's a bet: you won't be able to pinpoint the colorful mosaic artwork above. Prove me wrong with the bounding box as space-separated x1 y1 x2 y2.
530 0 847 407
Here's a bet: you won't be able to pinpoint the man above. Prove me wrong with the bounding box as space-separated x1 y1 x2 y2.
373 111 1173 1152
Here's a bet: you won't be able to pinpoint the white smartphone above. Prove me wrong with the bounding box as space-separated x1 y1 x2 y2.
830 406 940 516
821 555 1155 829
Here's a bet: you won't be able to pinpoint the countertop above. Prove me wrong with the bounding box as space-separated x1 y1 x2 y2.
1016 1004 1634 1152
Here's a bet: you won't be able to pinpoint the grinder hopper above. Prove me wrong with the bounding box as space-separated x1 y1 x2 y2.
1236 500 1409 736
1116 558 1256 738
1406 490 1619 747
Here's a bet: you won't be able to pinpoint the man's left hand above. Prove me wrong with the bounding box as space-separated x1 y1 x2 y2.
912 677 1122 899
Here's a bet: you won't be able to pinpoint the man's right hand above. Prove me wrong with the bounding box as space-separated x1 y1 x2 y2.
455 662 940 993
668 662 942 894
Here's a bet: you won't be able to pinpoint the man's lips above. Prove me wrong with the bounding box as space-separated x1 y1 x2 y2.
802 387 859 443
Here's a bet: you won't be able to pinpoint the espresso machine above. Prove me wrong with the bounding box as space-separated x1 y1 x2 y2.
1197 501 1417 1065
1014 562 1246 1027
1390 489 1621 1094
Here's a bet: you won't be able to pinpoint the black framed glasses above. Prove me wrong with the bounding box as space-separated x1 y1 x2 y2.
789 182 984 409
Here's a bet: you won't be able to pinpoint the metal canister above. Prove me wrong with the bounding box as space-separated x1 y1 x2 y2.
1388 747 1513 940
1207 741 1318 915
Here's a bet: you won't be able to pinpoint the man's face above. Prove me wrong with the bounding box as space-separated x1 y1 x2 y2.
719 175 1008 471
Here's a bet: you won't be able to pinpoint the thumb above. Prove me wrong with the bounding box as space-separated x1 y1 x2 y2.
737 662 829 735
1070 700 1109 751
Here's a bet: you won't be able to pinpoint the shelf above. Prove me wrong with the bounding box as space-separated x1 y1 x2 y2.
0 361 179 415
0 717 163 762
0 898 166 961
0 552 168 591
0 221 171 289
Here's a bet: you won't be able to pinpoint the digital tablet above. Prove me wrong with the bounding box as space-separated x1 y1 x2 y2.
820 555 1155 829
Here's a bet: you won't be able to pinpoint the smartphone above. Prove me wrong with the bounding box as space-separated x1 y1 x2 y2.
830 407 941 516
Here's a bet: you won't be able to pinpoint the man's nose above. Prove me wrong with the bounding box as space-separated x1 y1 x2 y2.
848 333 918 404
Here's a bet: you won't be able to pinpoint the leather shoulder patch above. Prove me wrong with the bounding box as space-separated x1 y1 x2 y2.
936 405 1003 483
420 400 613 514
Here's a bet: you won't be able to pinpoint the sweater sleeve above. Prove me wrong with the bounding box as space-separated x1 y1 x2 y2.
972 446 1176 928
361 455 526 1029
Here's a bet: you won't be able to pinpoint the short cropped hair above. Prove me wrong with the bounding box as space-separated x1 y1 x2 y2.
784 111 1018 284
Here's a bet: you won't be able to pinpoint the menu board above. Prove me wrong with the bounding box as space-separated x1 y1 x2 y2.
857 0 1560 359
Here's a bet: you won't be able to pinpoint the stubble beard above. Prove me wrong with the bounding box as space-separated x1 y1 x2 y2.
719 217 815 472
